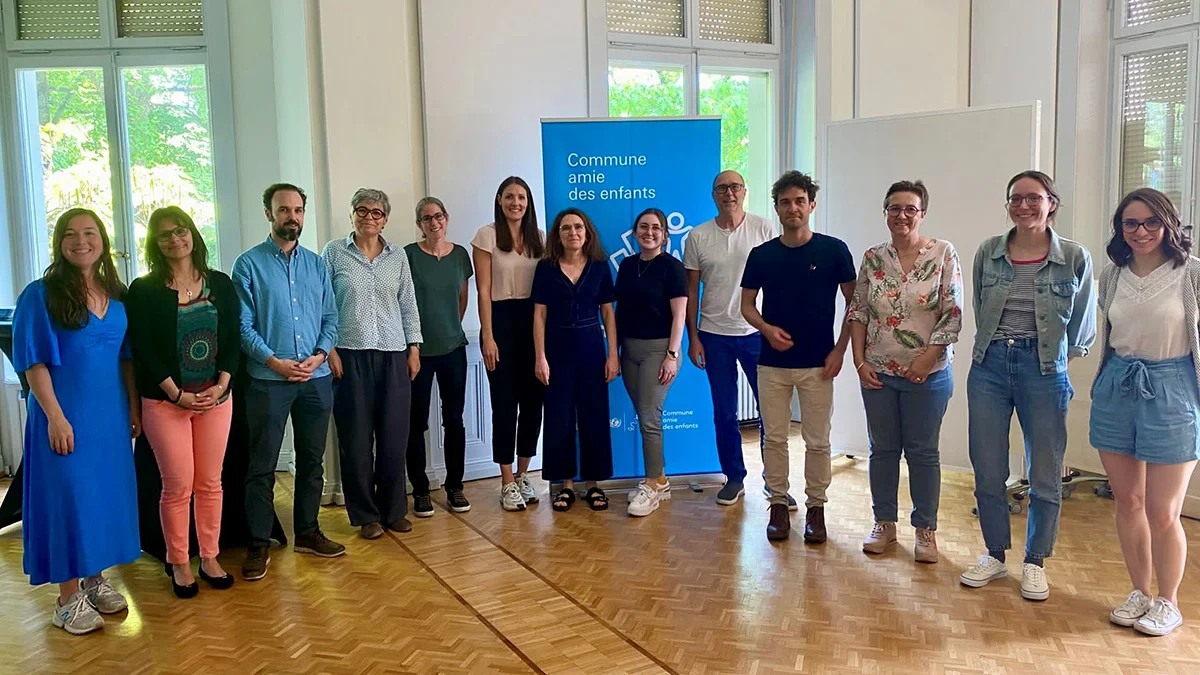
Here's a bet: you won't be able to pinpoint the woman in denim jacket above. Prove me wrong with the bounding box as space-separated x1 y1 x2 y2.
959 171 1096 602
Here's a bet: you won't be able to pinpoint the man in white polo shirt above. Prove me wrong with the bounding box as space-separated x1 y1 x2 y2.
684 169 794 508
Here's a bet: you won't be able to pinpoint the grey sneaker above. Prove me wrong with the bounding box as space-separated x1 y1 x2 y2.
1136 597 1184 636
1111 589 1154 627
52 591 104 635
516 472 539 503
500 481 526 511
762 485 798 511
81 575 128 614
716 481 745 505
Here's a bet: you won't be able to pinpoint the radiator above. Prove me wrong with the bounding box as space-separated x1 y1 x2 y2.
736 365 759 423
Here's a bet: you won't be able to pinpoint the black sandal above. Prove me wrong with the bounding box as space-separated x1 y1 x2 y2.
583 487 609 511
552 488 576 512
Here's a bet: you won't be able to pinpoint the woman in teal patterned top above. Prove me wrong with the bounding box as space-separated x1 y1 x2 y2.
126 207 241 598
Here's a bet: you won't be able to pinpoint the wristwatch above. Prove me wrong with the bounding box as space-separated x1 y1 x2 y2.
313 348 327 359
666 350 680 360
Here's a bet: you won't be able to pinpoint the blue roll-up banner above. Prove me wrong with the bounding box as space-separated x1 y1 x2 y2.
540 117 722 479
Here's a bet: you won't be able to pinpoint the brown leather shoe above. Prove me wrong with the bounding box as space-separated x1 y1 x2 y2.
804 506 827 543
360 522 384 540
387 518 413 533
766 503 790 541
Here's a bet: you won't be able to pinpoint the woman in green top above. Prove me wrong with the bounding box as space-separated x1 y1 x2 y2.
405 197 474 515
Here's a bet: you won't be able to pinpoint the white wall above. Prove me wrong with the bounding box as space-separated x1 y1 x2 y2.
419 0 589 329
970 0 1059 172
855 0 970 118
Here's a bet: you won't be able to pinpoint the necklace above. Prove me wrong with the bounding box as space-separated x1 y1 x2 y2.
637 255 656 277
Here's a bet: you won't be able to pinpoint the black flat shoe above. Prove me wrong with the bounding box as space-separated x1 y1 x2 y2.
171 576 199 599
199 567 235 590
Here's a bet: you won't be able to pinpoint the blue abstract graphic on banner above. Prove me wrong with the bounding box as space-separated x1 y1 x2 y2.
541 117 722 479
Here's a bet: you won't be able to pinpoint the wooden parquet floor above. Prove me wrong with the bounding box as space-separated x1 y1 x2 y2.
3 426 1200 674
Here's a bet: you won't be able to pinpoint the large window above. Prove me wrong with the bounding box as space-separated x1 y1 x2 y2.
3 0 235 282
602 0 779 216
1110 1 1199 228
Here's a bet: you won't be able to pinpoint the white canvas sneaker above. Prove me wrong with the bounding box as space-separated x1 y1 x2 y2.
1110 589 1154 627
1020 563 1050 601
862 521 897 554
52 591 104 635
959 555 1008 588
1136 598 1184 637
627 483 663 517
82 575 128 614
515 472 539 504
500 482 526 511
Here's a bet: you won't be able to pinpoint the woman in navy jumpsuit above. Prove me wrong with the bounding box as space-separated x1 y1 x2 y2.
532 208 619 511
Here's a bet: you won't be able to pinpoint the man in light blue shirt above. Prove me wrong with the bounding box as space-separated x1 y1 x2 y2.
231 182 344 580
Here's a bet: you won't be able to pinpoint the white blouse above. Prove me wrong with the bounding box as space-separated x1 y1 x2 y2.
1109 262 1191 360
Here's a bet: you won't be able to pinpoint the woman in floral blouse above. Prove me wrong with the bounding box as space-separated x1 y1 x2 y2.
847 180 964 564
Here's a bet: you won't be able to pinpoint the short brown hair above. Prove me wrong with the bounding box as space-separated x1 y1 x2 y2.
884 180 929 211
1106 187 1191 268
546 208 606 263
1006 170 1061 222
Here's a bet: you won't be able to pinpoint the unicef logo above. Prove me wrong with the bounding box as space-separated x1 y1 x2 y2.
608 211 693 275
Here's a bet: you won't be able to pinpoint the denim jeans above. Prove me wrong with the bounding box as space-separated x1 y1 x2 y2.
861 367 953 529
967 339 1073 563
698 331 763 483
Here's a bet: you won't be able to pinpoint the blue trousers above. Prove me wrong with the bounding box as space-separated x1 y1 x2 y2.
967 339 1073 563
698 331 763 483
542 324 613 482
861 368 953 529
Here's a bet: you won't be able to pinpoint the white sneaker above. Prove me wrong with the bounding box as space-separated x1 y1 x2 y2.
1111 589 1154 627
914 528 939 564
628 483 663 517
500 482 526 511
959 555 1008 588
1136 597 1184 636
1020 563 1049 601
862 521 897 554
52 591 104 635
515 472 539 504
627 479 671 502
81 575 128 614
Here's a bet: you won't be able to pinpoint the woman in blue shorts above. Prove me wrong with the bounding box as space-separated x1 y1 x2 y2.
1091 187 1200 637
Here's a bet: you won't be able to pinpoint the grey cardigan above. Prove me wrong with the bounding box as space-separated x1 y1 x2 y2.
1095 256 1200 391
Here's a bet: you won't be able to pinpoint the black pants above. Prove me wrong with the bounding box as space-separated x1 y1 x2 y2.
487 299 544 465
332 349 411 526
542 324 613 482
245 375 334 547
407 346 467 494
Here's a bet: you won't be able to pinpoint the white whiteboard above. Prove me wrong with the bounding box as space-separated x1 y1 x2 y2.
822 103 1041 472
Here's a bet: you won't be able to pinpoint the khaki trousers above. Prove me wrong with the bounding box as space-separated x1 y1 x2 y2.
758 365 834 508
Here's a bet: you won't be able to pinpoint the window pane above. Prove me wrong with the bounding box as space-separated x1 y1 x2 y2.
1119 46 1189 207
608 64 686 117
698 0 771 44
16 67 114 273
1125 0 1193 28
14 0 101 40
607 0 684 37
700 69 773 217
120 64 219 272
117 0 204 38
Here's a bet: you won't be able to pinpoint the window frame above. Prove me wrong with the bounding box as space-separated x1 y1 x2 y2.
1113 0 1200 39
604 0 780 55
607 48 697 116
0 0 238 284
1107 28 1199 230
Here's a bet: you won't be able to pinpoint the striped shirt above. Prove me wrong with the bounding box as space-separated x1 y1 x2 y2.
995 257 1044 339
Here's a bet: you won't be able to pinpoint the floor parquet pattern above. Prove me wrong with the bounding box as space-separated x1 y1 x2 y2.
3 426 1200 674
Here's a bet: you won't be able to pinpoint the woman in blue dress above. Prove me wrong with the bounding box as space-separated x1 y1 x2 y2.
13 208 142 635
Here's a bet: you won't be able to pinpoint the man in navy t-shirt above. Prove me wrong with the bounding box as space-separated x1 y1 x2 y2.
740 170 856 543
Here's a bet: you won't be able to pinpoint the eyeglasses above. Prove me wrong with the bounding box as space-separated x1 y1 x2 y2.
354 206 387 221
1121 216 1165 233
1007 194 1048 208
885 205 924 217
419 212 448 225
155 226 189 243
714 183 745 195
